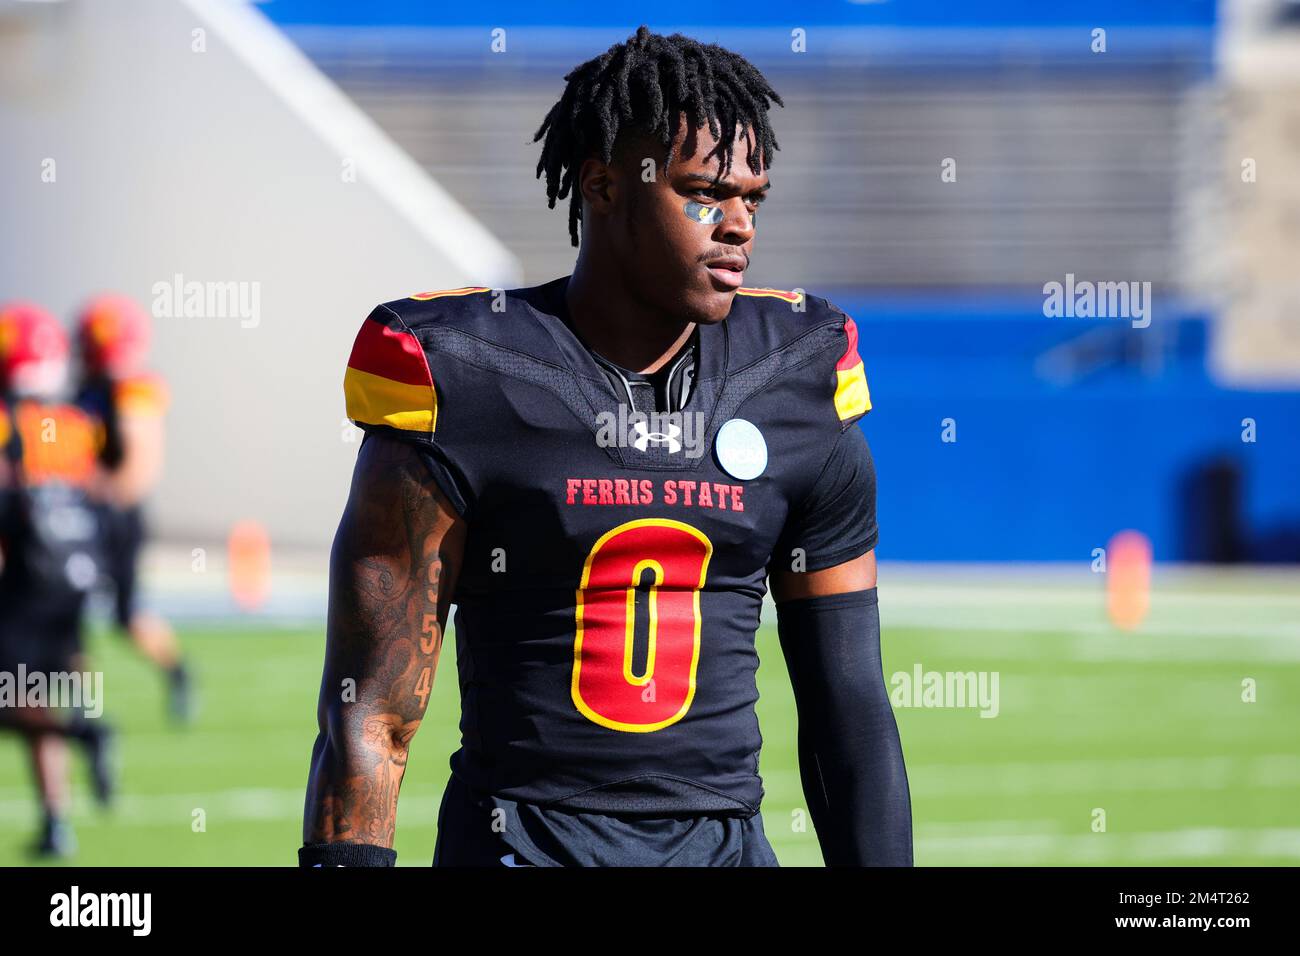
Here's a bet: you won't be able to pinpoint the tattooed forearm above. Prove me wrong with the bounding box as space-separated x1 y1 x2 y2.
303 434 466 847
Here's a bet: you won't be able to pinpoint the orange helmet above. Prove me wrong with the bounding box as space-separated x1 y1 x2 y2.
77 293 152 377
0 301 69 395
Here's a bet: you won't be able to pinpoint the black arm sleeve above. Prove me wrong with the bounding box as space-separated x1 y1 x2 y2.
775 587 913 866
298 842 397 867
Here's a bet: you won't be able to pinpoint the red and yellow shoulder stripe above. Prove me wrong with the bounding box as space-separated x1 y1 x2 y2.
407 286 490 302
834 313 871 420
344 311 437 434
736 286 803 304
114 373 170 416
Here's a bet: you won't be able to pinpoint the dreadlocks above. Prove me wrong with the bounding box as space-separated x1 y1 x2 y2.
533 25 784 247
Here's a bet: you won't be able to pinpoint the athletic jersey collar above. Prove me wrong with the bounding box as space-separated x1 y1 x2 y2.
536 274 728 422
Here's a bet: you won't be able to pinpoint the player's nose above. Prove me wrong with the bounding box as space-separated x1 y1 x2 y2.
715 196 756 245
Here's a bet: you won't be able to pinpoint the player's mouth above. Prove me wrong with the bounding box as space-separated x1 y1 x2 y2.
704 255 746 290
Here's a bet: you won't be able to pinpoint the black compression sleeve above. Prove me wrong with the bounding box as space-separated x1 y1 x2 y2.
775 587 913 866
298 842 397 867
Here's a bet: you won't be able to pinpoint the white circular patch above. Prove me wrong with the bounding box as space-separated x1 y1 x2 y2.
715 418 767 480
65 552 98 591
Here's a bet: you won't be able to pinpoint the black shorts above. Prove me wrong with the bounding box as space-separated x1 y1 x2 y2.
432 771 780 867
0 583 87 674
100 506 145 628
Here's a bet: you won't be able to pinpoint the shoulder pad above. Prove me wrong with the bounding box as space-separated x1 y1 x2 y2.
344 283 560 441
377 286 497 338
824 298 871 423
729 287 872 424
735 285 805 305
344 302 439 438
114 373 169 416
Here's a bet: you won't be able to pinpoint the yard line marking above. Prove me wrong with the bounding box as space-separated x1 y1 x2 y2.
761 754 1300 796
912 753 1300 795
0 787 444 825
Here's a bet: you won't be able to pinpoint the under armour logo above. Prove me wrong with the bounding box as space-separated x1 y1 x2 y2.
632 420 682 453
594 408 707 458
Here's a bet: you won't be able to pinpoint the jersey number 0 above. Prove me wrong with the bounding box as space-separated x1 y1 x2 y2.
572 518 714 732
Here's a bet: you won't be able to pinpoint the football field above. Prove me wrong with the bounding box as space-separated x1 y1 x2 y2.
1 565 1297 866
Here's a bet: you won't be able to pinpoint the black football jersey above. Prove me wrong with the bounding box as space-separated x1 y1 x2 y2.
343 275 877 816
0 397 105 598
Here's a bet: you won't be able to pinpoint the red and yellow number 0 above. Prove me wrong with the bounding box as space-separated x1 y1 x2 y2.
572 518 713 732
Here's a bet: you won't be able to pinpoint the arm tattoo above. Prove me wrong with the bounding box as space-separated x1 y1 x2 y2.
303 434 465 847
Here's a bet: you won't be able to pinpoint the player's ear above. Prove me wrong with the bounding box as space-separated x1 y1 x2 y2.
576 156 616 213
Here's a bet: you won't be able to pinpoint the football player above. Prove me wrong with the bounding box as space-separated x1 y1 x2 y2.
74 294 193 724
301 26 912 867
0 302 117 857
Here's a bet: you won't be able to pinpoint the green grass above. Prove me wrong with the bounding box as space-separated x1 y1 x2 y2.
2 585 1298 866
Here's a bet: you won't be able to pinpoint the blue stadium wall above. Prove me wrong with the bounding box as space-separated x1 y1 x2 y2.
839 297 1300 563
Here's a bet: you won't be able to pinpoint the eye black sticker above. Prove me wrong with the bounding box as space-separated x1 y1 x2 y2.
683 200 724 224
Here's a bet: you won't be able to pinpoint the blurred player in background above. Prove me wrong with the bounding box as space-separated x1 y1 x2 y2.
0 301 116 857
75 294 193 724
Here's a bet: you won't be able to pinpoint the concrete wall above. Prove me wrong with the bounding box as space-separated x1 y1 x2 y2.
0 0 520 549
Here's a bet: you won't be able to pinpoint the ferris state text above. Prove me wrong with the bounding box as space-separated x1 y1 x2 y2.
565 478 746 511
